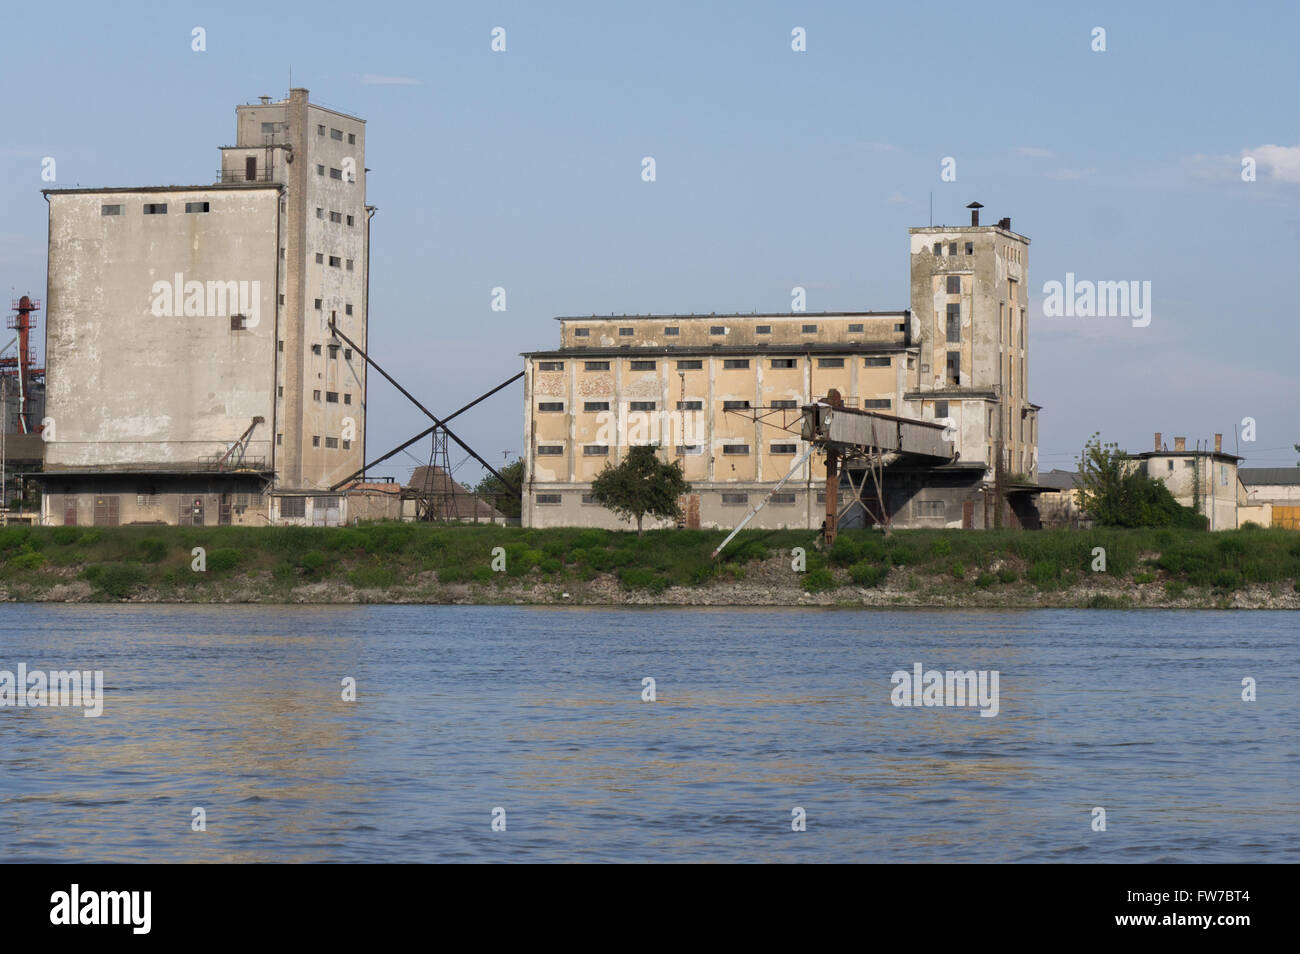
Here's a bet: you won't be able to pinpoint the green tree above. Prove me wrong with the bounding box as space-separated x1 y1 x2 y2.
1075 432 1205 529
473 458 524 519
590 445 691 535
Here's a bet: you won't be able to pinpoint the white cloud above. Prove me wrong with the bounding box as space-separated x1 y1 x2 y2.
360 74 420 86
1244 144 1300 183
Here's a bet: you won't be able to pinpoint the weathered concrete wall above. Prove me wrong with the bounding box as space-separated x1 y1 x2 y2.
40 474 268 526
44 187 280 470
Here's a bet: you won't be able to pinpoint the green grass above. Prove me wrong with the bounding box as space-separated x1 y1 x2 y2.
0 523 1294 603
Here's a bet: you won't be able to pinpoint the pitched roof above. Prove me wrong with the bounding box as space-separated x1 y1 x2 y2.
1037 469 1080 490
405 465 505 519
1239 467 1300 486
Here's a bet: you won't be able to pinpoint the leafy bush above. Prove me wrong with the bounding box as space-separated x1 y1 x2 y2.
348 565 401 589
975 571 996 588
801 568 836 592
949 562 965 580
850 561 889 587
931 538 952 557
51 527 80 546
9 549 46 570
1027 560 1059 585
997 568 1018 584
82 563 147 599
1133 572 1156 584
207 549 243 573
617 567 669 593
437 565 470 583
1164 580 1187 598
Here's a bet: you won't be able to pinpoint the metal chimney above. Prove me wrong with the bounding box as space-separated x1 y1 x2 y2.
967 201 983 226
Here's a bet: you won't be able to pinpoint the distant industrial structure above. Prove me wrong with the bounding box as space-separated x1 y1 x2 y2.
32 89 370 526
1239 467 1300 529
522 204 1042 531
1131 432 1244 531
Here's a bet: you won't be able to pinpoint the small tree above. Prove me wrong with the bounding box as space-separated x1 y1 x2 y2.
589 445 691 535
1076 432 1205 529
473 458 524 519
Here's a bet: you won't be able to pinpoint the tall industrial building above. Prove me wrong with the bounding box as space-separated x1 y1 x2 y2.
36 89 370 526
521 204 1040 530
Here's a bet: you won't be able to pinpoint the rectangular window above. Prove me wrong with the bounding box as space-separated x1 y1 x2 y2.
315 253 324 264
278 386 284 397
325 437 339 449
316 207 325 219
946 275 961 294
801 324 817 334
230 314 247 331
345 304 353 316
756 325 772 335
245 157 257 181
948 242 957 255
664 327 679 336
584 401 610 412
946 303 961 343
326 391 339 403
629 360 656 370
583 445 609 456
316 164 325 176
343 349 352 360
342 441 351 450
346 214 354 226
723 359 750 369
142 203 167 214
329 211 342 223
330 128 343 140
710 326 726 336
723 400 751 410
581 494 597 505
584 361 610 371
314 298 322 310
817 358 844 368
312 436 321 447
770 493 796 505
185 201 210 213
676 400 703 410
101 204 122 216
282 496 306 518
677 359 703 370
329 167 343 180
771 399 798 409
537 402 564 412
771 358 798 369
317 124 326 136
260 122 280 134
933 242 943 255
848 323 864 333
312 344 322 355
329 256 341 267
676 445 703 456
344 394 352 405
348 133 356 145
965 242 974 255
722 444 749 455
721 493 749 505
946 351 960 385
934 400 949 418
629 401 656 411
538 361 564 371
770 443 797 454
536 445 563 456
863 399 892 409
863 356 890 367
313 389 321 401
573 328 590 337
619 327 634 336
278 294 285 305
536 494 562 505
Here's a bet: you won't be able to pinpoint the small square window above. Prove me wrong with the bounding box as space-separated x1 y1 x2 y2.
330 128 343 141
329 167 343 180
311 344 322 355
848 323 864 333
664 327 679 336
619 327 634 336
316 164 325 176
348 133 356 145
573 328 590 337
346 214 354 226
710 326 726 335
344 348 353 360
314 299 322 310
312 436 320 447
230 314 247 331
329 255 341 267
325 436 339 448
344 394 352 405
342 440 351 449
755 325 771 335
329 211 342 223
345 304 353 315
315 253 324 264
316 207 324 219
801 324 817 334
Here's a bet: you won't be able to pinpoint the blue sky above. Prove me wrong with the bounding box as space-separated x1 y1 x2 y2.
2 0 1297 482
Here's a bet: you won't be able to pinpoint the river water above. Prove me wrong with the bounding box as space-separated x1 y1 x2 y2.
0 605 1294 863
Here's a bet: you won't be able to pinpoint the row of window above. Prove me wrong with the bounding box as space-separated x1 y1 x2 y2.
313 252 356 270
102 201 210 216
575 322 900 339
536 442 804 457
541 356 894 373
277 342 354 359
315 207 357 226
535 398 889 413
274 435 352 450
934 241 975 256
310 299 355 315
317 124 357 145
315 164 351 181
306 389 353 404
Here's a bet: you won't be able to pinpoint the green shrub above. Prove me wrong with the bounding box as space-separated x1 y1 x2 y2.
0 527 30 551
437 565 470 583
1027 560 1059 585
82 563 147 599
829 536 862 566
1212 569 1242 591
51 527 80 546
206 548 242 573
77 530 102 546
849 561 889 587
975 571 996 588
997 568 1018 584
1133 572 1156 584
348 565 401 589
949 562 965 580
801 568 836 592
931 538 952 557
539 557 562 575
138 538 168 563
9 549 46 570
471 566 493 583
617 567 669 593
1164 580 1187 598
297 551 328 575
272 564 297 585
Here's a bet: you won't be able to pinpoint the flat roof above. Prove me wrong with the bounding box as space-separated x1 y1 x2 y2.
43 183 282 196
26 467 273 478
554 310 907 321
910 225 1030 243
1129 450 1243 463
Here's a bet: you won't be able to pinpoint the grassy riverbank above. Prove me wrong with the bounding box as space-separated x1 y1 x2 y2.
1 523 1298 608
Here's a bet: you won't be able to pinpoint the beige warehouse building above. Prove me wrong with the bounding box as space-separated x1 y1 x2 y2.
36 89 370 526
522 205 1042 531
